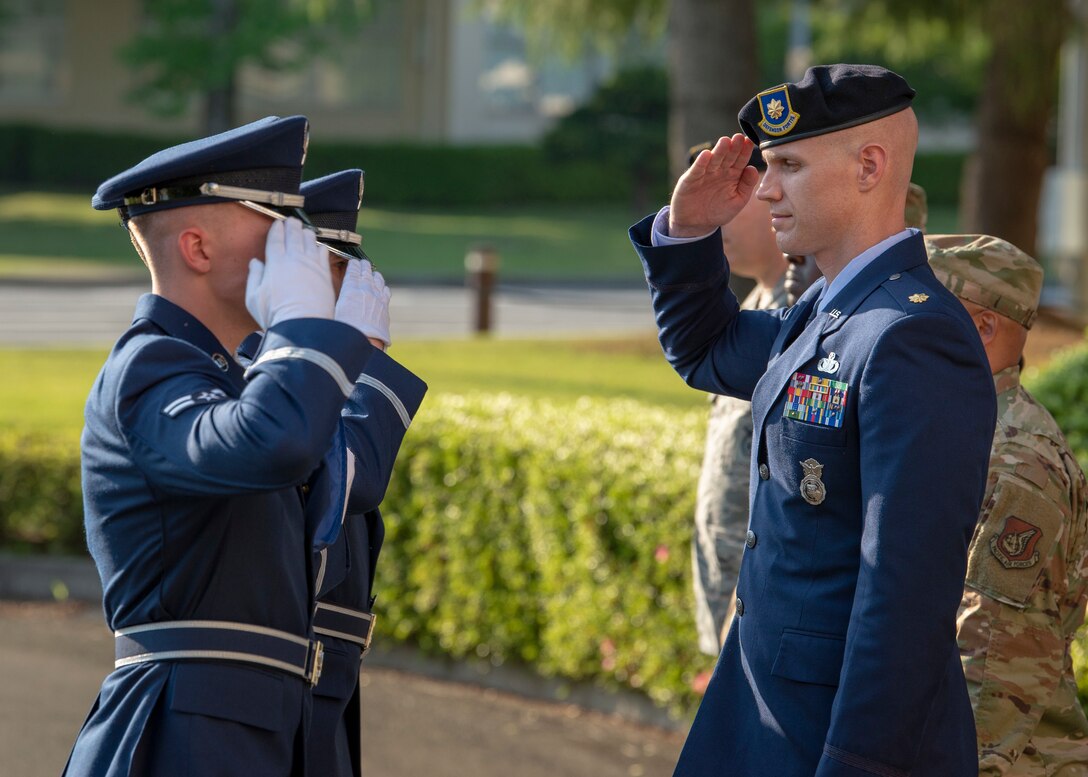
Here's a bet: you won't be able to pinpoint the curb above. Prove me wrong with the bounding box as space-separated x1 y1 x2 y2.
0 553 687 732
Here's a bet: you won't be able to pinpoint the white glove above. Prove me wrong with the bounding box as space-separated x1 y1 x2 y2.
245 217 336 330
334 259 392 349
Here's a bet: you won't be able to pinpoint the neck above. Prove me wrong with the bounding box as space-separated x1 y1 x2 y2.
814 223 906 283
153 281 251 357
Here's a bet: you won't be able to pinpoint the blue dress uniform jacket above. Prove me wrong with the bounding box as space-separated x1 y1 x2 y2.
64 294 374 777
308 352 427 777
631 216 997 777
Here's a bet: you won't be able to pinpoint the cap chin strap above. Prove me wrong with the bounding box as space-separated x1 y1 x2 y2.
123 181 304 209
313 227 362 246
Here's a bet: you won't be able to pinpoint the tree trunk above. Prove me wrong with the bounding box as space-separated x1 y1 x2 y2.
203 0 238 135
666 0 760 181
961 0 1065 255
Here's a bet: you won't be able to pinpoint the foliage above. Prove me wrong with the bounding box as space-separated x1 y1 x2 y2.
0 393 715 714
0 429 83 554
119 0 373 119
0 124 632 208
1023 340 1088 473
477 0 665 59
541 65 669 209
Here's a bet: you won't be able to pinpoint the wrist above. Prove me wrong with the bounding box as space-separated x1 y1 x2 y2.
668 217 716 239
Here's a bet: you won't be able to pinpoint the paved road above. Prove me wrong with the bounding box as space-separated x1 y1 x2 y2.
0 602 683 777
0 282 656 346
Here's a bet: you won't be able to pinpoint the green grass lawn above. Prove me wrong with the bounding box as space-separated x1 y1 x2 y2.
0 337 703 437
0 191 647 283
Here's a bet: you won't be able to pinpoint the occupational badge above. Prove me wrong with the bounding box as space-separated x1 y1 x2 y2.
799 458 826 506
784 372 849 428
756 86 800 137
817 351 840 375
989 515 1042 569
908 293 929 304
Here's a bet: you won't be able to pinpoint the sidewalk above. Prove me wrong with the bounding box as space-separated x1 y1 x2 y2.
0 601 683 777
0 280 656 345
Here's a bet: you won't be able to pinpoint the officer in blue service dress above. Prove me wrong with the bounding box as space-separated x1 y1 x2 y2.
287 169 427 777
630 65 997 776
63 117 400 777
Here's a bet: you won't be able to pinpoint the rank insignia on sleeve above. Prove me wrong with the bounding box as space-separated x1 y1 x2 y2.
799 458 826 505
908 293 929 303
989 515 1042 569
784 372 849 428
163 388 228 418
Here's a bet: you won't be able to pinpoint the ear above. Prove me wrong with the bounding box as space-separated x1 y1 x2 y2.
856 143 887 192
974 309 1000 346
176 225 213 275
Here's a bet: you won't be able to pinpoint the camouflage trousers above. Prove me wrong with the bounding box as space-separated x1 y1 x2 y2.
692 395 753 656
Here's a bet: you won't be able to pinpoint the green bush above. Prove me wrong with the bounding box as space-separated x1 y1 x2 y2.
1024 340 1088 472
0 429 83 554
0 124 630 208
0 394 715 714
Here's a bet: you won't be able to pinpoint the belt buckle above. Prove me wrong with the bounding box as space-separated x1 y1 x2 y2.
360 612 377 658
305 639 325 687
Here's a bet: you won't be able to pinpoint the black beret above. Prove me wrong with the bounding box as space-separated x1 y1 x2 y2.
93 115 310 218
300 169 366 258
688 141 766 172
738 64 915 149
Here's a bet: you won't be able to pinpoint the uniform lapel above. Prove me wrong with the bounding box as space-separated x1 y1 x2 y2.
751 307 830 459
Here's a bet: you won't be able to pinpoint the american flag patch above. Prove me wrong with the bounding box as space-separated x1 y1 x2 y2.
784 372 849 428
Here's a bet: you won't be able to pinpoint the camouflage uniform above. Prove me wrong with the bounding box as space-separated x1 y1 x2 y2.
929 234 1088 775
692 278 786 655
957 365 1088 775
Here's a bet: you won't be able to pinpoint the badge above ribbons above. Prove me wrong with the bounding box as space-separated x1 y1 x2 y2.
757 86 800 138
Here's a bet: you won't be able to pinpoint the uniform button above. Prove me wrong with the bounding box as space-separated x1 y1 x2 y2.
746 530 757 549
888 273 901 280
735 597 745 617
301 484 311 495
758 463 770 480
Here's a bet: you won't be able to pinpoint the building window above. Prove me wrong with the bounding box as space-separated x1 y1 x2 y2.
0 0 64 102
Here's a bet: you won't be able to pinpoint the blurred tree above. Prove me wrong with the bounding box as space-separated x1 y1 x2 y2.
541 64 668 212
482 0 760 181
813 0 1068 255
120 0 373 135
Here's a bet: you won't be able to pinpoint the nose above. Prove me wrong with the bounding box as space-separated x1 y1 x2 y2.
756 169 779 202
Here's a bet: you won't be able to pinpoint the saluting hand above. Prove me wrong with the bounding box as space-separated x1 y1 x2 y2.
245 218 336 330
334 259 392 350
669 134 760 238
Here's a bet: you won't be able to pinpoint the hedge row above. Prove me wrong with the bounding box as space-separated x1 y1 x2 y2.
0 396 716 714
0 123 967 209
4 340 1086 715
0 124 632 207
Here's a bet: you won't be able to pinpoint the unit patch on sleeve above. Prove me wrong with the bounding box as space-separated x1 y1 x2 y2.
784 372 849 428
989 515 1043 569
162 388 228 418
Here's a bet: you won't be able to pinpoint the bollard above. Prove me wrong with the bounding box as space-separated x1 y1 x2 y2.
465 245 500 334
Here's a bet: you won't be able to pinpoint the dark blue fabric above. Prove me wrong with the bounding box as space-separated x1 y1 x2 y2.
301 169 364 232
309 351 426 777
631 215 995 777
92 115 308 212
738 64 915 149
64 293 371 777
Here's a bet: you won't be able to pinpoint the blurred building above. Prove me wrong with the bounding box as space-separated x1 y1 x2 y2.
0 0 613 143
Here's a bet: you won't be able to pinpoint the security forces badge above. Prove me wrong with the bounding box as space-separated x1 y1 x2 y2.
756 86 800 137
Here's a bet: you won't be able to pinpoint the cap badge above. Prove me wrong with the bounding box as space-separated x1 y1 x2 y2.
799 458 826 506
757 86 800 137
908 293 929 303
